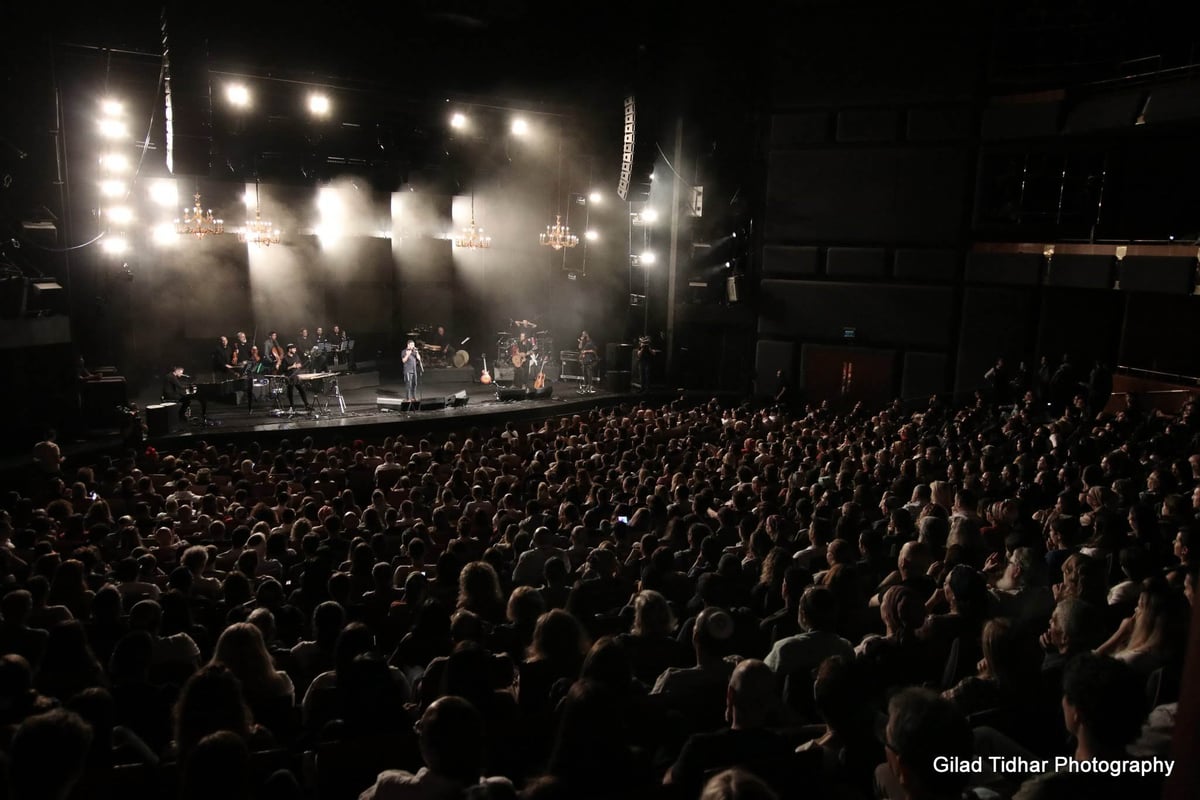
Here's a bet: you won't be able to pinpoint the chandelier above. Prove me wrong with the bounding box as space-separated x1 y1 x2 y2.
454 193 490 249
238 181 281 246
539 214 578 250
176 193 224 239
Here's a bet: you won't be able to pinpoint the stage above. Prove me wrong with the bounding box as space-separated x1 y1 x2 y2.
135 366 661 449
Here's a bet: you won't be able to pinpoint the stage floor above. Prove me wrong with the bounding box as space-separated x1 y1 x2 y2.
137 376 655 447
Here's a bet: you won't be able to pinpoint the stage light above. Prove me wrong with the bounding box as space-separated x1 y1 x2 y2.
641 251 656 265
98 118 128 139
315 224 343 247
511 118 528 135
101 235 127 255
101 153 130 173
641 208 658 224
317 187 342 215
152 223 177 246
226 83 251 108
588 191 602 204
450 112 467 129
107 206 133 224
99 179 125 198
308 92 331 116
585 229 599 241
649 171 655 182
100 99 124 116
148 179 178 207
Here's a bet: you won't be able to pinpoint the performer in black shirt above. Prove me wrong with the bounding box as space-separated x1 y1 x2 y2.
162 366 192 421
577 331 597 394
211 336 236 380
281 344 309 411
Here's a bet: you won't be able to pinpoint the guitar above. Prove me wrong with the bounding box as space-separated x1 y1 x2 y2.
533 353 546 389
480 354 492 385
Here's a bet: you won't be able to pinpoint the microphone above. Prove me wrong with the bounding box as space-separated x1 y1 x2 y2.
180 374 192 380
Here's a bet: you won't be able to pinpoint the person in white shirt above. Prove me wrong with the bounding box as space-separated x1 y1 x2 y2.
764 586 854 679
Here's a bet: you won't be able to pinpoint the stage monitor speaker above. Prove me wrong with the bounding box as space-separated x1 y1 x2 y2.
606 342 633 371
418 398 446 410
528 386 553 399
605 370 631 393
145 403 177 438
496 387 527 401
447 390 469 407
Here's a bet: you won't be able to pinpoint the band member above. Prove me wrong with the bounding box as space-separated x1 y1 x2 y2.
232 331 249 365
401 339 423 402
578 331 597 394
162 366 192 421
297 328 312 352
315 327 328 344
244 346 267 412
512 331 534 388
212 336 236 380
282 344 309 411
636 336 654 393
264 331 283 371
331 325 350 367
431 325 451 354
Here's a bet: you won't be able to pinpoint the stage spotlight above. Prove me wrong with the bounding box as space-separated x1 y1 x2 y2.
308 92 331 117
450 112 467 129
107 206 133 224
315 224 343 247
511 118 528 135
585 230 599 242
152 223 177 246
226 83 251 108
588 191 602 204
99 179 125 198
317 187 342 214
148 179 178 207
101 153 130 173
641 208 658 224
641 251 656 265
101 235 127 255
98 119 128 139
100 99 124 116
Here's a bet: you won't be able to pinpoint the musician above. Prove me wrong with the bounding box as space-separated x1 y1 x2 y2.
162 366 192 422
431 325 451 354
233 332 249 367
401 339 423 402
315 327 328 345
282 344 310 411
513 331 537 388
264 331 283 371
244 346 267 412
636 336 654 393
331 325 350 367
297 328 312 352
212 336 236 380
578 331 597 394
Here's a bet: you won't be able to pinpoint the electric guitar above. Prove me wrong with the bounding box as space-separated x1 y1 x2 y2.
480 354 492 385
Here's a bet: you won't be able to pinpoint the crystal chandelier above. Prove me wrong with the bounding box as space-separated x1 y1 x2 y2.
238 181 281 246
176 193 224 239
539 214 578 250
454 193 490 249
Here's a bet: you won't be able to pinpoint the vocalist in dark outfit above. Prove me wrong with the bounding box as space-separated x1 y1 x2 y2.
402 339 423 402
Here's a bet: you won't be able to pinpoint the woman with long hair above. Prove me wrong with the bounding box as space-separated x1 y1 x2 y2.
208 623 293 734
616 590 691 686
47 559 94 621
1097 577 1188 677
171 663 272 761
35 620 108 702
456 561 506 626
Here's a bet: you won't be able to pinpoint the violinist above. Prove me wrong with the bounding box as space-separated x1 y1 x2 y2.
212 335 237 380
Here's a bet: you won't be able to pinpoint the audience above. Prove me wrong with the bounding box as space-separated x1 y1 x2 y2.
0 386 1192 800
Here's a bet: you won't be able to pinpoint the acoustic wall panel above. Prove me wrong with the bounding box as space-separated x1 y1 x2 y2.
826 247 887 278
765 147 970 244
758 280 953 349
762 245 821 278
894 249 960 281
1045 254 1114 289
965 252 1042 285
1117 256 1194 294
981 101 1061 140
755 340 796 396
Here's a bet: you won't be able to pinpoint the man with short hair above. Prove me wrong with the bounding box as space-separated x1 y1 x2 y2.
665 659 803 796
358 695 511 799
512 527 570 587
989 546 1054 634
876 687 973 800
764 586 854 679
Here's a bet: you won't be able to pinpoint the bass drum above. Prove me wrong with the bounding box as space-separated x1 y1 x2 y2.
453 349 470 369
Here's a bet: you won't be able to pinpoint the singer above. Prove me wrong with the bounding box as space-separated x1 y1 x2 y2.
401 339 423 402
162 365 193 422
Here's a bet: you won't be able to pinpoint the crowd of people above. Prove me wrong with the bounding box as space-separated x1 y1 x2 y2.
1 379 1196 799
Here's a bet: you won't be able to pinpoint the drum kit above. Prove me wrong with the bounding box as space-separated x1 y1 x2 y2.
496 330 553 367
406 326 471 370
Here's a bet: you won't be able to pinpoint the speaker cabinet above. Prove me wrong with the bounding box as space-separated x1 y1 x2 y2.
605 370 631 393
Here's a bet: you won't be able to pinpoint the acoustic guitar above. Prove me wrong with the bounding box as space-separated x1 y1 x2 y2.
480 354 492 385
533 354 546 389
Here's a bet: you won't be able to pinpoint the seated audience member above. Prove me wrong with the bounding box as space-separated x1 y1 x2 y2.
1014 653 1156 799
652 606 738 731
359 695 511 799
764 586 854 694
876 687 973 800
1095 577 1187 678
699 769 779 800
989 547 1054 635
857 585 937 695
665 659 802 798
795 656 883 799
616 589 692 686
7 709 94 800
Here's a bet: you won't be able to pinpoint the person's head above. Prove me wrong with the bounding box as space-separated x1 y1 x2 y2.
700 768 779 800
631 589 674 638
725 659 777 730
180 731 251 800
1061 653 1146 758
797 585 838 633
457 560 503 612
172 664 252 759
417 696 486 784
1 589 33 626
998 546 1042 591
693 606 736 659
9 709 93 800
1174 525 1193 564
210 622 278 695
528 609 589 667
979 618 1040 687
884 688 972 800
406 339 415 351
506 585 546 628
880 585 925 641
813 655 871 737
897 541 930 580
